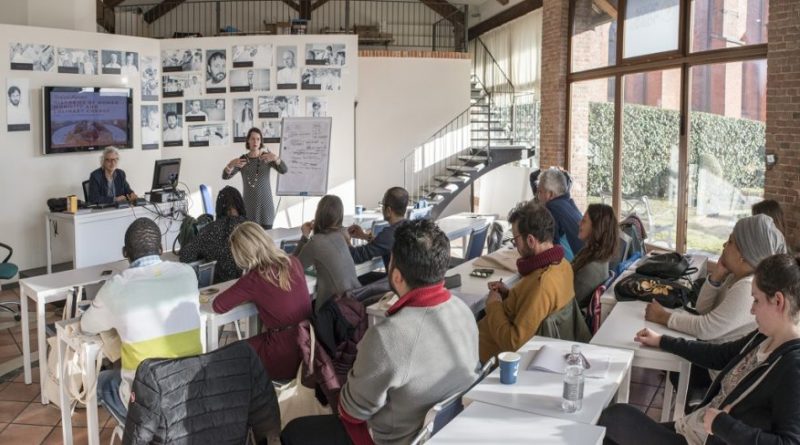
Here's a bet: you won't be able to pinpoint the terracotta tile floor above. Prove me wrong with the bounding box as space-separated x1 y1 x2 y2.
0 287 670 443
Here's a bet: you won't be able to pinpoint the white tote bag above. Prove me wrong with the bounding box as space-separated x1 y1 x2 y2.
275 326 332 427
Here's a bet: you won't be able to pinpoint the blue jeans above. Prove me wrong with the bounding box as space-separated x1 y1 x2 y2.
97 369 127 423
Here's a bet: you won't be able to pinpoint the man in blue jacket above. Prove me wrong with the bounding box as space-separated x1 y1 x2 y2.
535 168 583 260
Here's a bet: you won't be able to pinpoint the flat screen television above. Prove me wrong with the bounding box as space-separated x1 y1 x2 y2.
42 86 133 154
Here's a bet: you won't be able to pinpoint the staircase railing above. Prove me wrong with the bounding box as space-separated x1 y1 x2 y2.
401 106 473 202
400 37 535 203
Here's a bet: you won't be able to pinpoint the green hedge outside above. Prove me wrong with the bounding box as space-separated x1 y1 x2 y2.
586 102 765 198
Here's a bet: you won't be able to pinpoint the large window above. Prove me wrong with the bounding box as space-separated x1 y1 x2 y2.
687 59 767 255
569 0 768 256
570 77 615 212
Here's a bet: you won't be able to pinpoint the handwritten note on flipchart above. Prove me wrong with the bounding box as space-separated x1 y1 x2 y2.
276 117 332 196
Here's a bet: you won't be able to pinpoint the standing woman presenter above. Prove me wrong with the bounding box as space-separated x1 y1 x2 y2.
222 127 287 229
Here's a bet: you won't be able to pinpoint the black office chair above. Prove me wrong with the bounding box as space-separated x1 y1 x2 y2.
0 243 21 321
82 180 90 203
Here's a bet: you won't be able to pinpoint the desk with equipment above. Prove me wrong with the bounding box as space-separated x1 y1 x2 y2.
46 158 187 273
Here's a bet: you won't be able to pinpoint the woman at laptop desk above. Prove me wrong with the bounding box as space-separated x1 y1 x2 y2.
87 146 137 205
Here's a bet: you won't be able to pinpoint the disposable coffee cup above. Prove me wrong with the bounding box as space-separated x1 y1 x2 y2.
498 351 521 384
355 205 364 215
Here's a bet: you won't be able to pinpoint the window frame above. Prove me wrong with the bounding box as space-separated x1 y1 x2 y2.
566 0 768 253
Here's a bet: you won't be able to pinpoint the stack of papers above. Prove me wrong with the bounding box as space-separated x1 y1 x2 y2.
525 345 611 379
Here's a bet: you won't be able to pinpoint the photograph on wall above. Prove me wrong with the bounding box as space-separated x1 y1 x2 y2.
6 78 31 132
140 56 160 101
188 124 229 147
259 120 281 144
229 68 270 92
205 49 227 94
304 43 346 66
232 44 272 68
162 73 192 98
275 46 298 89
306 96 328 117
232 98 254 142
182 73 203 97
162 102 183 146
257 95 298 118
162 49 202 72
57 48 98 74
184 98 226 122
301 67 341 91
141 105 160 150
101 50 122 74
9 43 54 71
121 51 139 77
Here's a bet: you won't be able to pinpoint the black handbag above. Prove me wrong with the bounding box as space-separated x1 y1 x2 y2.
636 252 697 280
614 273 693 309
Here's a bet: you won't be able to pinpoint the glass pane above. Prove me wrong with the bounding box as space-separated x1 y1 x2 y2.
571 0 618 73
623 0 680 58
570 77 615 213
690 0 768 52
621 69 681 249
687 60 766 256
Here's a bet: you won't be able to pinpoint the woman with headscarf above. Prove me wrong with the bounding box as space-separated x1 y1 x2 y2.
179 186 248 284
645 214 787 344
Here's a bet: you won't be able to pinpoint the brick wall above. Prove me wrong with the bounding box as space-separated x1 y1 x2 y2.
764 0 800 248
539 0 570 170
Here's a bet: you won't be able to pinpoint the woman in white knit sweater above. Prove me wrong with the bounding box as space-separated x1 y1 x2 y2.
645 214 787 344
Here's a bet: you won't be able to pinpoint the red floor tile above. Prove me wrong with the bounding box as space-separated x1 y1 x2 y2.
0 423 54 445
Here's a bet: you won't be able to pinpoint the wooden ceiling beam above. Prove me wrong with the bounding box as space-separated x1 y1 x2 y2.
593 0 618 20
468 0 542 41
144 0 187 24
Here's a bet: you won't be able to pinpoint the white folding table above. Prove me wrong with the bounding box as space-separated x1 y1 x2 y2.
590 300 695 421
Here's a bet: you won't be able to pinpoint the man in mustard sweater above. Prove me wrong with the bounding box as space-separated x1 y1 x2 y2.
478 201 575 363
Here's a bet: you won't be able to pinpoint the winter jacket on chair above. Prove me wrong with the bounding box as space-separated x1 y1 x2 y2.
123 341 281 445
298 293 368 409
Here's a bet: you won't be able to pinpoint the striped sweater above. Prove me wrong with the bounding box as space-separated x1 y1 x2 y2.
81 258 203 408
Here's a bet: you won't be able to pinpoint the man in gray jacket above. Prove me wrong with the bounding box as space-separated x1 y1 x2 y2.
281 219 481 445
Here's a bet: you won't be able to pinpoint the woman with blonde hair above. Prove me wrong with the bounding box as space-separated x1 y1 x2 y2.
212 221 311 380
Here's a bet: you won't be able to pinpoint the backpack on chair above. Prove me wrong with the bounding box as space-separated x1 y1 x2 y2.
173 213 214 253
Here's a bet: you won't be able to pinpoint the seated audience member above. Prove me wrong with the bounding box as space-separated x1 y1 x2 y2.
294 195 360 311
212 222 311 380
752 199 788 243
573 203 618 309
281 220 481 445
478 201 575 363
179 186 248 284
346 187 408 283
87 146 137 205
646 214 787 344
535 168 583 260
81 218 202 422
599 253 800 445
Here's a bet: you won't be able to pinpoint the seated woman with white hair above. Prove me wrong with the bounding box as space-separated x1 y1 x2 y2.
87 146 137 205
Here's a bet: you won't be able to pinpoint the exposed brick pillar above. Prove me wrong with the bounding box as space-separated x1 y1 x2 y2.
539 0 570 169
764 0 800 248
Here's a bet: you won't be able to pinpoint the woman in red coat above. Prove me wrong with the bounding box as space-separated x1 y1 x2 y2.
213 221 312 380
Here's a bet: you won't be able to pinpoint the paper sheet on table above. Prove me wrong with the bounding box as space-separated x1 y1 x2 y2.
524 345 611 379
472 248 520 272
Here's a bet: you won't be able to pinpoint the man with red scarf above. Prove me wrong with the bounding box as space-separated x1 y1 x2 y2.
478 201 575 363
281 219 480 445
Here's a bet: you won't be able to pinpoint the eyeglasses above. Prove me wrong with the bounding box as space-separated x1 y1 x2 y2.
510 233 524 247
104 158 119 163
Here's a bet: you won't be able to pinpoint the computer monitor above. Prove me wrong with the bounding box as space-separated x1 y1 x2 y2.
151 158 181 191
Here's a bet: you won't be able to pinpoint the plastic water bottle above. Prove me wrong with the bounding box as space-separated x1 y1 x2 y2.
562 345 585 413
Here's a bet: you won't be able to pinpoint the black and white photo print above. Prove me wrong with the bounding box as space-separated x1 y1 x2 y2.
162 102 183 146
6 78 30 132
9 43 54 71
